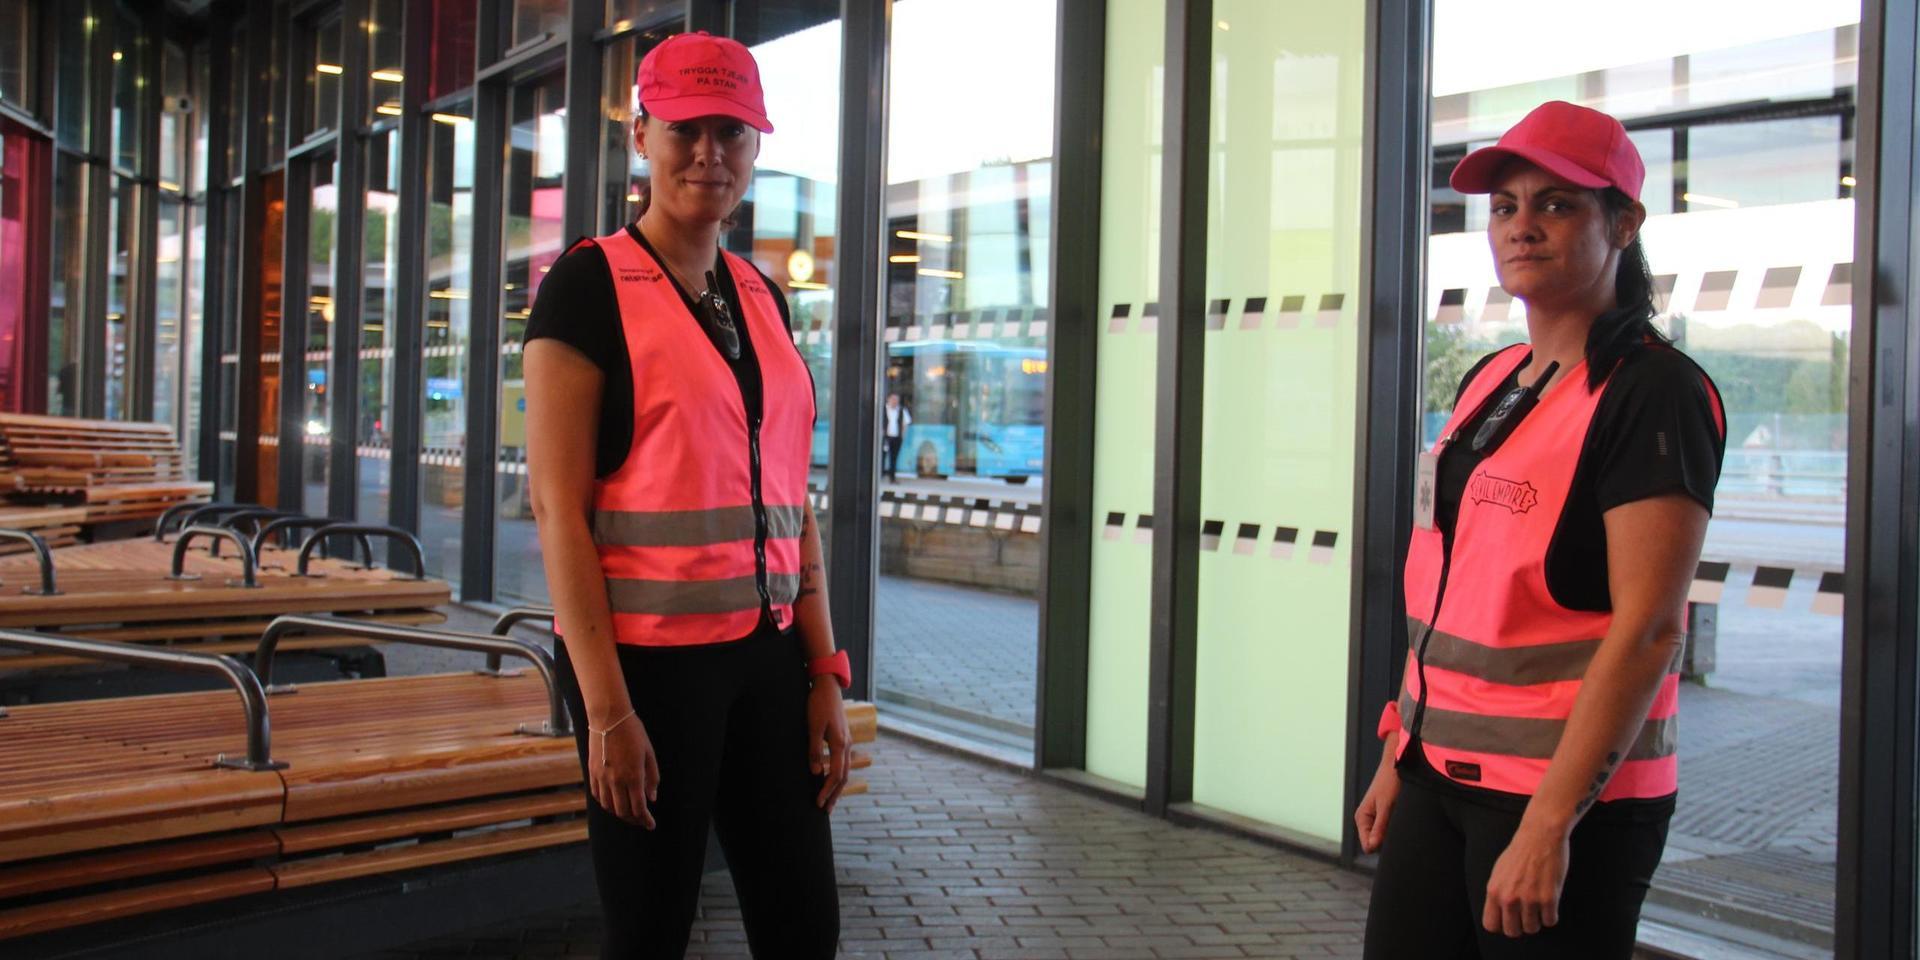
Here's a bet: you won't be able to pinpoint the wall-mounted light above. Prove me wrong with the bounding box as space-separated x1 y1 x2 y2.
1841 175 1857 188
375 103 403 117
371 69 404 83
316 63 345 76
888 254 921 264
918 268 964 280
788 249 817 283
431 112 471 125
896 230 953 243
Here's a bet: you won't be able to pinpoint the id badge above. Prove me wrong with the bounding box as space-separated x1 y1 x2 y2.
1414 450 1439 531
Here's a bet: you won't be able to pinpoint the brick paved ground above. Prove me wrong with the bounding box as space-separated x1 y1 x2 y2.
397 563 1840 950
358 736 1370 960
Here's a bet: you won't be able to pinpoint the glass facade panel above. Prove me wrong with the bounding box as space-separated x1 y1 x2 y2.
427 0 476 102
225 27 244 180
111 6 148 174
421 103 473 587
0 125 41 413
0 1 35 110
184 199 204 475
105 177 136 420
56 4 96 150
494 73 566 605
360 131 400 526
368 0 405 123
49 154 87 415
597 28 670 235
159 42 186 190
303 155 338 514
872 0 1053 750
510 0 567 49
155 196 183 429
604 0 678 31
1083 0 1163 787
1426 2 1856 949
1188 0 1367 840
306 15 343 139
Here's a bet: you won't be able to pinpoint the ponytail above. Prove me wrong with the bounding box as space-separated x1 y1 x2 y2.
1584 187 1668 388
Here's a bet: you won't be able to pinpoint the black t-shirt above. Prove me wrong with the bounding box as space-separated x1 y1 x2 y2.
1403 343 1723 819
1435 344 1726 612
522 223 793 478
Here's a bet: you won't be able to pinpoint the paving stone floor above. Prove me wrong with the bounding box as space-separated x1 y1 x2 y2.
359 736 1371 960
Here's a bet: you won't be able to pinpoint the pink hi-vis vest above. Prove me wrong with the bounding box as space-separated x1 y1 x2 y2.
565 228 815 647
1389 344 1718 801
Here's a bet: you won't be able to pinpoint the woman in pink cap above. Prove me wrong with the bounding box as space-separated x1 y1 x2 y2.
1356 101 1725 958
522 31 845 958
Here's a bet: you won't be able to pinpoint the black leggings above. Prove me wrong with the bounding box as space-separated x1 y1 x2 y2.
554 627 838 960
1363 771 1669 960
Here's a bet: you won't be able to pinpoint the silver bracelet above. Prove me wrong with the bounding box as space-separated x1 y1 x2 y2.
589 708 637 759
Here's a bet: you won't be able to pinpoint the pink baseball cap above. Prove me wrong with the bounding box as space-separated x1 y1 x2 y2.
1449 101 1643 201
636 31 773 133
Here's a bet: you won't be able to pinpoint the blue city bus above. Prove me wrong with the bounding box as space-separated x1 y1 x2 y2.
802 339 1047 482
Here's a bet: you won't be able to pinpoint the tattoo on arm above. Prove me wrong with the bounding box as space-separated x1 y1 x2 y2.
1574 751 1623 816
795 561 825 602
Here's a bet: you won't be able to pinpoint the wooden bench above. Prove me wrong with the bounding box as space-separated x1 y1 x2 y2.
0 517 452 680
0 414 212 526
0 617 878 944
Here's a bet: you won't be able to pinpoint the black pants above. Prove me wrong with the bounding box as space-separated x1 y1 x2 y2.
882 434 903 480
554 627 839 959
1363 771 1669 960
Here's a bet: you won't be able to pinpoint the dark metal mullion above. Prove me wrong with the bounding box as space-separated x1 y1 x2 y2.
1343 0 1431 865
1034 0 1105 772
387 0 434 538
1836 0 1919 954
233 0 277 503
328 0 370 523
200 25 230 483
80 0 116 420
473 38 568 85
461 62 508 603
560 0 602 241
1144 0 1211 818
826 0 888 700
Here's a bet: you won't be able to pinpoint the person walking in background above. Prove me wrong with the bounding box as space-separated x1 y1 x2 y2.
882 392 911 483
1356 101 1725 959
521 31 851 960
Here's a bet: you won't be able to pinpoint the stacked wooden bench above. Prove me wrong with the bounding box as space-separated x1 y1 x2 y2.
0 414 212 528
0 614 879 949
0 509 450 680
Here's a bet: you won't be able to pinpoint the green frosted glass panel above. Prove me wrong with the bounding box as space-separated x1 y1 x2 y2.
1189 0 1367 841
1083 0 1164 789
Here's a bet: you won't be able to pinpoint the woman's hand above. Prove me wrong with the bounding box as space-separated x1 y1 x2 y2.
1482 820 1571 937
807 678 852 813
589 713 661 830
1354 739 1401 854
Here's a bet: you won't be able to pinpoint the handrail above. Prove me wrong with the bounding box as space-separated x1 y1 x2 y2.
253 615 569 736
485 605 556 673
295 524 426 579
252 516 371 562
155 500 236 541
0 629 284 770
169 526 261 588
0 529 59 595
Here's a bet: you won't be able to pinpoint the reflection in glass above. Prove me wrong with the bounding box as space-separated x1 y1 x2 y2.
49 155 88 416
111 8 147 173
160 42 188 190
155 198 184 429
1425 9 1856 951
56 4 95 150
304 157 338 514
427 0 476 102
598 29 669 234
368 0 405 122
105 179 138 420
307 15 343 138
510 0 567 49
185 202 205 476
872 0 1054 752
360 132 401 525
0 2 35 110
421 104 474 587
495 74 566 605
0 126 39 413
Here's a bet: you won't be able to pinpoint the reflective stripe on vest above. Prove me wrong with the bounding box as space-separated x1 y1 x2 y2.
1396 344 1710 801
562 229 816 646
